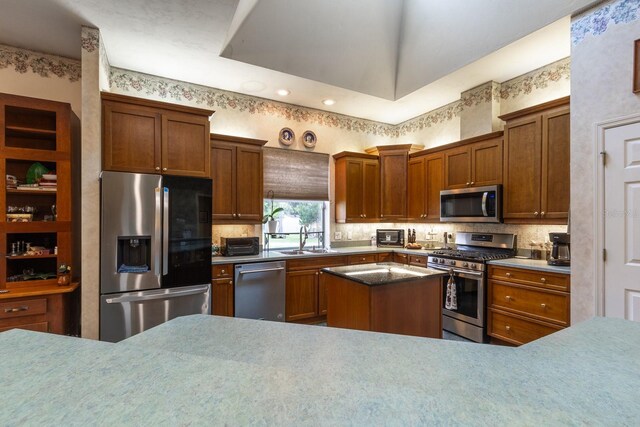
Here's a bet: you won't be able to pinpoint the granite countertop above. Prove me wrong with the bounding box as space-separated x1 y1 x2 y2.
488 257 571 274
321 262 446 286
1 315 638 425
211 245 435 265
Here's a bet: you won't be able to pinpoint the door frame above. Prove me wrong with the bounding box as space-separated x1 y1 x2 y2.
594 112 640 316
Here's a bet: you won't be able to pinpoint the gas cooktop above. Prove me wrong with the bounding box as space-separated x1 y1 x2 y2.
430 249 512 262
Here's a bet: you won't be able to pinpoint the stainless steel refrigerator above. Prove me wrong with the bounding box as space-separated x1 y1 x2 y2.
99 171 212 342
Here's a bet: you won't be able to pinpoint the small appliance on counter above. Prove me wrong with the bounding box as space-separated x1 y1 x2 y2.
376 229 405 248
548 232 570 266
221 237 259 256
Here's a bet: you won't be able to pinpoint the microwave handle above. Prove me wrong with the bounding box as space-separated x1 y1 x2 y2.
481 192 489 217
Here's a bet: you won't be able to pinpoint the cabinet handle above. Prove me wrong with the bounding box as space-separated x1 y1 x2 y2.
220 269 225 274
319 271 323 275
237 214 242 217
162 168 167 172
540 278 546 283
505 295 512 301
505 325 511 331
155 167 160 171
363 214 366 218
540 303 547 309
541 212 545 216
466 182 470 186
505 272 512 277
315 272 319 276
4 306 28 313
229 281 233 285
361 257 366 261
534 211 539 216
470 181 475 185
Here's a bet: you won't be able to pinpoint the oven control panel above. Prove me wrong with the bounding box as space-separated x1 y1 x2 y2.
427 257 485 272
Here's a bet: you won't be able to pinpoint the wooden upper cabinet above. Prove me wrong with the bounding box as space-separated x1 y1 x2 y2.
333 152 379 223
102 93 213 177
500 97 570 223
444 132 503 189
376 144 422 221
408 152 444 221
210 134 266 224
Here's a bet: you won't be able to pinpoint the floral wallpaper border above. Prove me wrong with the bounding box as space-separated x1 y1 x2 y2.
499 57 570 100
572 0 640 45
0 44 81 83
81 27 100 53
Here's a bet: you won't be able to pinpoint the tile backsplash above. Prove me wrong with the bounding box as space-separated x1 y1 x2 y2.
332 222 567 251
212 224 261 245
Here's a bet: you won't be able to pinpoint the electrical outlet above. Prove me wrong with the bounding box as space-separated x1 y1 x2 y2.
334 231 342 240
347 231 353 240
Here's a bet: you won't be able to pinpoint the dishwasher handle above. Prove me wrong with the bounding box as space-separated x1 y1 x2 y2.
238 267 285 275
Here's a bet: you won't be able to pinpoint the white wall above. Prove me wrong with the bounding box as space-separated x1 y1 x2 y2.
570 0 640 323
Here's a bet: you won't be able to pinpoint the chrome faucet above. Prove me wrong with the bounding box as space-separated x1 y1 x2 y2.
299 225 309 251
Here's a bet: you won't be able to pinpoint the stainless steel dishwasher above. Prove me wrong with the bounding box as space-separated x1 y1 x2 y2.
234 261 286 321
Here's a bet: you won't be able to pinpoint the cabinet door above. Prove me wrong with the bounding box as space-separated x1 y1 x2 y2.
211 143 236 220
318 271 328 316
425 153 444 220
286 269 319 321
345 160 365 221
235 146 263 222
103 102 161 173
380 152 408 220
541 107 570 221
212 278 234 317
471 138 503 186
362 159 380 221
161 112 210 177
503 115 542 219
444 146 471 189
407 157 426 221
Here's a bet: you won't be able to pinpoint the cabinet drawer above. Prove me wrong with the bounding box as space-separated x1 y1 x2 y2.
348 254 377 265
377 252 393 262
489 309 561 346
212 264 233 279
490 281 569 326
393 252 409 264
0 321 48 333
0 298 47 320
488 266 569 292
287 256 348 271
408 255 428 267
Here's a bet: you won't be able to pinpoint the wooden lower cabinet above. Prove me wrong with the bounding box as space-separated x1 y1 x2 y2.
393 252 409 264
211 264 234 316
408 254 428 267
488 265 570 346
348 253 377 265
0 285 79 335
377 252 393 263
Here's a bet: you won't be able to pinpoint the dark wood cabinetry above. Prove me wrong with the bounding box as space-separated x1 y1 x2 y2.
102 93 213 177
500 97 570 223
444 132 503 189
210 134 266 224
211 264 234 317
375 145 422 221
407 152 443 221
488 265 570 346
334 152 379 223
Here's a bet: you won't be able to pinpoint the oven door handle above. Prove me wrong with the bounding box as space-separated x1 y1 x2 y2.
428 265 484 277
481 192 489 217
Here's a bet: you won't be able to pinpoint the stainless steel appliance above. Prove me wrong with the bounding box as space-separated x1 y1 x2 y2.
100 171 212 342
221 237 259 256
427 232 516 342
376 229 405 248
440 185 502 223
234 261 286 321
548 232 570 266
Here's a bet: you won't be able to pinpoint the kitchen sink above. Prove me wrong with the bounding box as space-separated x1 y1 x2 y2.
277 249 336 255
304 248 335 254
278 250 307 255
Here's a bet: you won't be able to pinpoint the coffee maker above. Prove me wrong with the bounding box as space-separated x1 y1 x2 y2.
548 232 570 266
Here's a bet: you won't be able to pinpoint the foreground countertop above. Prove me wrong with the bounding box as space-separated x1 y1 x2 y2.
488 257 571 274
321 262 446 286
1 315 638 425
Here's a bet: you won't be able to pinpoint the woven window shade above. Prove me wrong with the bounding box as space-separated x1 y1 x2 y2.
263 147 329 201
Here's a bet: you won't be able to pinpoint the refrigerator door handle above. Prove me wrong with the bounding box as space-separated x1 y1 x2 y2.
154 187 162 276
105 285 210 304
163 187 169 276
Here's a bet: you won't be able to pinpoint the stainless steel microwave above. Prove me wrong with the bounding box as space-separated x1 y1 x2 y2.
376 229 405 247
440 185 502 223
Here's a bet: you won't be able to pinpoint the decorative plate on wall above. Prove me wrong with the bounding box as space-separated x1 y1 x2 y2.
278 127 295 146
302 130 317 148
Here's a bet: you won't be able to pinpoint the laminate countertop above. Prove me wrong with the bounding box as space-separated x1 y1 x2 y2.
321 262 446 286
1 315 637 425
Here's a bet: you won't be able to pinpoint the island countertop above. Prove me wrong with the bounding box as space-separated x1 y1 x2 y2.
321 262 447 286
1 316 638 425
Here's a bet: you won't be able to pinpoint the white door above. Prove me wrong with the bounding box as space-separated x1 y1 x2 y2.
604 122 640 321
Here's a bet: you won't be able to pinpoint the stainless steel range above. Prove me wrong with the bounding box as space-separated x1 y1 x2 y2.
427 232 516 343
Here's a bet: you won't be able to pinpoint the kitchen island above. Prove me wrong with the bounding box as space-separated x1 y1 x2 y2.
0 315 639 425
321 262 446 338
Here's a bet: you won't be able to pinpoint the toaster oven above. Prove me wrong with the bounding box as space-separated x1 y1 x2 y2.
376 229 405 248
221 237 259 256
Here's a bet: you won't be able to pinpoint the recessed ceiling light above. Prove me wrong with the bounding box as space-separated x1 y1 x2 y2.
322 99 336 106
277 89 290 96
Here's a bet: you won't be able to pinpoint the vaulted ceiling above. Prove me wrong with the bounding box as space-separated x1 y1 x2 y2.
0 0 597 123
